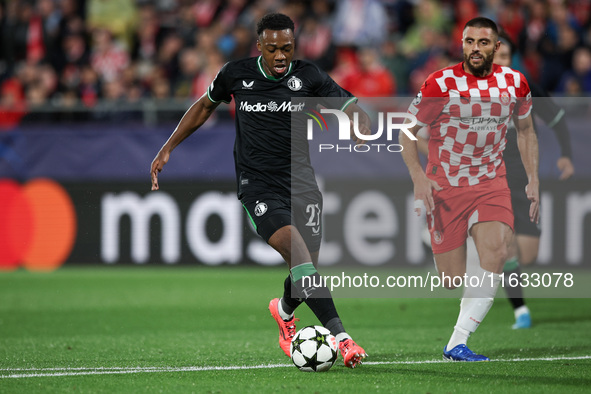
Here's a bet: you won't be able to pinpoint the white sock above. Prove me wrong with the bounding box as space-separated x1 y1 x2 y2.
277 298 294 321
514 305 530 320
447 325 471 350
336 332 351 343
447 269 501 350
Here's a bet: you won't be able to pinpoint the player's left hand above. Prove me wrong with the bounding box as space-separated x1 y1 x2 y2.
525 181 540 224
350 119 371 145
150 149 170 191
557 157 575 180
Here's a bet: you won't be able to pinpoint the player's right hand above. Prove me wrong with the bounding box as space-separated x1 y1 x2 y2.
557 157 575 180
413 174 442 216
150 150 170 191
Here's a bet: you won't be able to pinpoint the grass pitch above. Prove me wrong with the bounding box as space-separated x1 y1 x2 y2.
1 267 590 393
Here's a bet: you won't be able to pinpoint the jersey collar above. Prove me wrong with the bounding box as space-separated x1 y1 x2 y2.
257 56 293 81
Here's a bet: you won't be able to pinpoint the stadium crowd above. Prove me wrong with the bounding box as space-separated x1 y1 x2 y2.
1 0 591 128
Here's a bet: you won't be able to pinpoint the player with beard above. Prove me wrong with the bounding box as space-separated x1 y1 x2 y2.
400 17 540 361
150 13 368 368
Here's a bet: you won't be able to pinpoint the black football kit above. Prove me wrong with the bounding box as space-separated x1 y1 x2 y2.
503 82 572 236
207 56 356 249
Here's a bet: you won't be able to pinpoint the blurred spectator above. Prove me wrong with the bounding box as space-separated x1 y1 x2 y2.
2 0 591 117
86 0 138 50
538 2 582 91
0 78 27 130
518 0 548 83
332 0 388 48
329 47 361 88
297 16 335 71
173 47 201 98
340 47 396 97
557 46 591 94
55 32 89 80
90 28 130 83
1 1 45 66
192 0 222 29
151 76 171 99
192 49 225 99
451 0 479 46
218 0 247 28
228 24 256 60
496 2 524 43
55 0 86 43
176 4 199 47
157 31 184 80
400 0 451 58
409 50 454 95
381 38 411 94
79 65 100 107
131 4 166 65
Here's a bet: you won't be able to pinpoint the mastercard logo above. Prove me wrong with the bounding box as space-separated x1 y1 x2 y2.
0 178 77 271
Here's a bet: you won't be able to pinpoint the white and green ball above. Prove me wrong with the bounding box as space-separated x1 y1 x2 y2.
290 325 338 372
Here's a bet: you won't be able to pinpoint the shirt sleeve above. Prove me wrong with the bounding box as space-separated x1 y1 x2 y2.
312 64 357 111
529 82 572 158
207 62 232 104
515 72 532 119
407 76 446 127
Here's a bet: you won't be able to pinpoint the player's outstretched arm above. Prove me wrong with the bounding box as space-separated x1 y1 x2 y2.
399 123 441 216
151 94 220 190
515 113 540 223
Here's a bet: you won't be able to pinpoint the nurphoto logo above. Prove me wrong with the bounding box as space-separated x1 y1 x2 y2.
306 109 418 153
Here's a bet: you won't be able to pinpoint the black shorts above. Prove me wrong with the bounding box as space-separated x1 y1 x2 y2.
510 185 541 237
241 189 323 253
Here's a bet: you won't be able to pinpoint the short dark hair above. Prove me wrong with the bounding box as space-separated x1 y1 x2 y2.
463 17 499 37
256 13 295 36
498 30 516 56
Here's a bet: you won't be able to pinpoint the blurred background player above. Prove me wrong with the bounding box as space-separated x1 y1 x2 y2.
150 13 368 368
493 31 575 329
400 17 539 362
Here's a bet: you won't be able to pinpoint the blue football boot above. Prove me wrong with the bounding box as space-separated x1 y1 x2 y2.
512 311 532 329
443 344 490 362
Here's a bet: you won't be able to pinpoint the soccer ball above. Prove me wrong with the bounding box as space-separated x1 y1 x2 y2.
290 325 338 372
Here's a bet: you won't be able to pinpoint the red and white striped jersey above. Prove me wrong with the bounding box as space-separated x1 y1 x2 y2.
408 62 532 187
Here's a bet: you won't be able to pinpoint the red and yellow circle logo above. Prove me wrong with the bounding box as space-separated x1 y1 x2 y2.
0 178 77 271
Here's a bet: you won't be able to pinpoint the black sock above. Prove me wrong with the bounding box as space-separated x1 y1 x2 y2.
325 317 346 336
293 273 343 333
281 275 303 316
504 266 525 309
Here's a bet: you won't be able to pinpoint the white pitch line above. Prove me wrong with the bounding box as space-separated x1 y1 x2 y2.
1 356 590 379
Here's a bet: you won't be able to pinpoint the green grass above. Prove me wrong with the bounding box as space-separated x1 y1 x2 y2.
1 267 590 393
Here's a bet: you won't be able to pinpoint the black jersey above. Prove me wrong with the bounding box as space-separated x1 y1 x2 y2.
207 56 356 197
504 82 572 190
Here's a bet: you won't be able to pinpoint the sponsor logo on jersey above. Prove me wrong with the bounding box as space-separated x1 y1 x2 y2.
287 76 303 91
459 116 509 125
254 202 268 216
242 80 254 89
239 100 305 112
